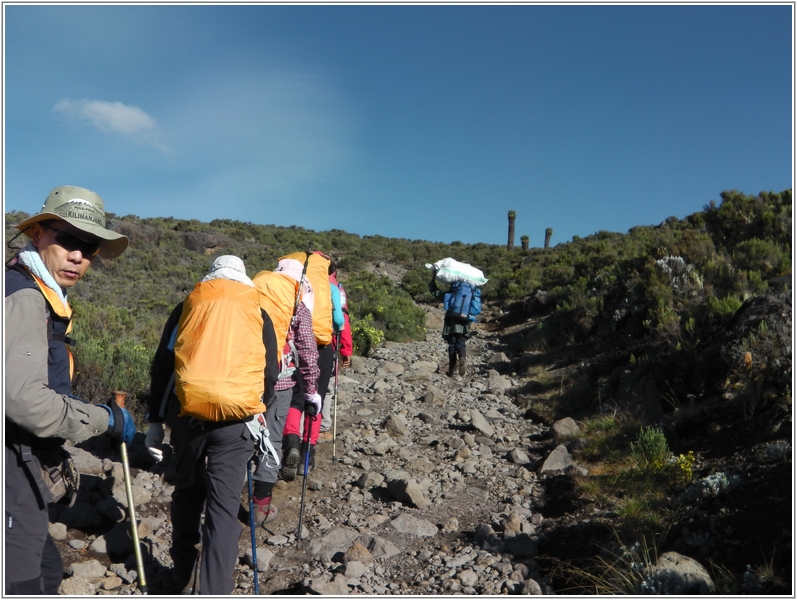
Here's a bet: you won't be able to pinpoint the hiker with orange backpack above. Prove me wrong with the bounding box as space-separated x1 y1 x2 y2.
277 250 344 480
144 255 278 595
247 257 321 526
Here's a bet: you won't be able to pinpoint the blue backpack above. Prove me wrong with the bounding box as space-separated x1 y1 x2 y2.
445 281 481 322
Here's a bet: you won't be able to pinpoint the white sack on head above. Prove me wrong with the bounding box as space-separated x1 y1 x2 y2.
425 257 488 287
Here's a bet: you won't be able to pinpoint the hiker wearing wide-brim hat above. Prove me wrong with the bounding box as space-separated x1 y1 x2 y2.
5 185 136 595
15 185 129 259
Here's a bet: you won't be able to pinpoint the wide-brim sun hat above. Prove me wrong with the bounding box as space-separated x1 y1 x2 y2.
16 185 129 259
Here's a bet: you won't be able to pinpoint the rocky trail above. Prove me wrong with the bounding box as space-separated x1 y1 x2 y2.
49 300 791 595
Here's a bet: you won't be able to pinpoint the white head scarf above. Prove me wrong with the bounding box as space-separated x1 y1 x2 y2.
275 258 315 314
202 255 254 287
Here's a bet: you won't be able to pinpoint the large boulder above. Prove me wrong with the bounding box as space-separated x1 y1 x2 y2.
551 417 581 442
644 552 715 594
390 514 437 537
539 444 574 473
182 231 235 254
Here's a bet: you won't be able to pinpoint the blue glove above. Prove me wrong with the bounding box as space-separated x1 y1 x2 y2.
100 401 136 445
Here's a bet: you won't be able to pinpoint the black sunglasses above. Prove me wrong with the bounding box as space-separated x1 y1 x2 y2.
41 223 102 258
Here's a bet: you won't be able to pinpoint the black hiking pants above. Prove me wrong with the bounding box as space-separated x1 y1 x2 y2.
445 334 467 361
442 316 469 362
5 445 63 595
169 410 253 595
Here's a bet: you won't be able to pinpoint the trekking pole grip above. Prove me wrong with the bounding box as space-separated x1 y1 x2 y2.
114 390 128 408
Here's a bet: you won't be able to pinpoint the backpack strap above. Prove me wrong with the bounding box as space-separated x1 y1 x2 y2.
158 371 176 420
6 262 75 346
289 245 313 329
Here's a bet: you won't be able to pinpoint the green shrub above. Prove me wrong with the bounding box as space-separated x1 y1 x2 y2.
708 294 743 320
400 266 435 301
672 451 695 485
704 189 792 252
351 314 384 356
641 261 675 311
71 332 152 405
671 229 717 268
542 264 575 288
337 251 366 272
346 272 426 347
746 270 768 294
643 301 682 344
629 426 670 472
733 238 789 279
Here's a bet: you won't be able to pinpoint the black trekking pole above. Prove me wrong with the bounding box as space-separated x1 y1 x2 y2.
246 457 260 595
296 410 314 540
113 392 148 595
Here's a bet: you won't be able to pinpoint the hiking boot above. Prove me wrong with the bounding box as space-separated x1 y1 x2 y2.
318 430 333 442
280 447 300 482
171 560 199 595
458 355 466 376
279 434 301 482
252 495 279 526
297 443 316 476
446 355 457 377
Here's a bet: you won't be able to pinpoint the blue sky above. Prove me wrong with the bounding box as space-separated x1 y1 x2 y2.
4 4 793 248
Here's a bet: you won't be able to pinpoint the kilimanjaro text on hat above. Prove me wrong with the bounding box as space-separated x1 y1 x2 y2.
52 198 107 227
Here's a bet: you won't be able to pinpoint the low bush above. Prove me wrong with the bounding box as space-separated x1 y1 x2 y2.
350 314 385 356
629 426 670 473
345 272 427 344
71 332 151 406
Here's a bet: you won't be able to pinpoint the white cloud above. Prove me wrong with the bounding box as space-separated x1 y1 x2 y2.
54 98 170 152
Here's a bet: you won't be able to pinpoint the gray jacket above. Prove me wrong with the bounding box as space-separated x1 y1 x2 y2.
5 286 109 443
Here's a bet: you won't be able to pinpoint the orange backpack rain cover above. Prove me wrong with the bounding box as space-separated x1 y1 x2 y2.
174 279 267 421
280 251 333 345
